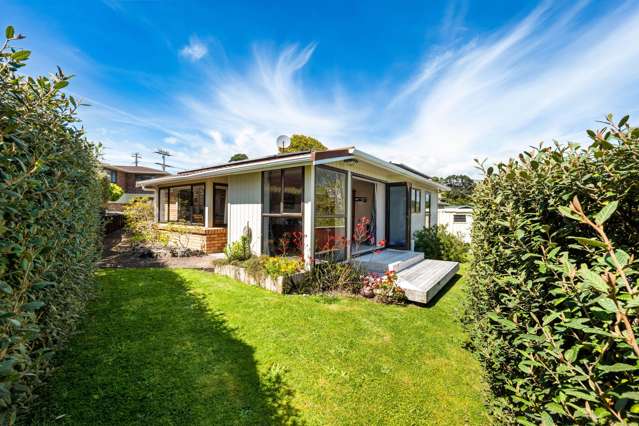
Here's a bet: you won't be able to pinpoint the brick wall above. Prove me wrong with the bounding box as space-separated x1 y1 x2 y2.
155 224 227 253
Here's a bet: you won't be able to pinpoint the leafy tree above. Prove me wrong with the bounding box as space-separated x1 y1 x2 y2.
434 174 476 205
229 153 248 162
282 134 327 153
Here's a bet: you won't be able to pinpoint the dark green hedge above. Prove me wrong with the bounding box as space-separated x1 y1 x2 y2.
465 115 639 424
0 27 103 422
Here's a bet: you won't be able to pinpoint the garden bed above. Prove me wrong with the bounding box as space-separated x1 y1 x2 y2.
210 262 306 294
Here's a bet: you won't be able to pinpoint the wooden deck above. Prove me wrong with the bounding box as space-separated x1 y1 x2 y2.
397 259 459 304
353 250 459 304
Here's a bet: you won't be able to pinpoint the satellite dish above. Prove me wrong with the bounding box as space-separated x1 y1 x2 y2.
276 135 291 151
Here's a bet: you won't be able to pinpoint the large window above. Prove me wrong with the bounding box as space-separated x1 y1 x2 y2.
314 166 347 261
411 188 422 213
107 169 117 183
262 168 304 256
158 183 205 225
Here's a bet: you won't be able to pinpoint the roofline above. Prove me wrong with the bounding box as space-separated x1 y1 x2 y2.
137 152 313 188
349 149 449 191
137 147 448 192
102 163 169 175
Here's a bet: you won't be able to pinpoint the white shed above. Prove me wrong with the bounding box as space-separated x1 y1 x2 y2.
438 205 472 242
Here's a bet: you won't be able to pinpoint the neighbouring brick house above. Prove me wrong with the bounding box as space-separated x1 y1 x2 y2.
102 163 170 210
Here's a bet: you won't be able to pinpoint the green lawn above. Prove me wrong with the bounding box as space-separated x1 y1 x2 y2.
31 267 487 425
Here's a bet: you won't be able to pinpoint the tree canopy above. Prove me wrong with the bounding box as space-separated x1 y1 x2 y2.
229 153 248 162
282 134 327 153
434 174 476 205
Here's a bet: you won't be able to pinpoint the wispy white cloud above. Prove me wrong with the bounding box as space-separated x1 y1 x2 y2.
41 1 639 177
179 36 208 61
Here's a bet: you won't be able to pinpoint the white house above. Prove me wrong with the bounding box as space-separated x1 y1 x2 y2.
138 147 448 266
438 205 473 242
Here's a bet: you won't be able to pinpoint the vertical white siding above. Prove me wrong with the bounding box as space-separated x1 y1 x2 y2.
430 191 439 227
228 172 262 254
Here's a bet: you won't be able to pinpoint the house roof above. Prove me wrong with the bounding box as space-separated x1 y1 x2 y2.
102 163 170 175
136 147 448 191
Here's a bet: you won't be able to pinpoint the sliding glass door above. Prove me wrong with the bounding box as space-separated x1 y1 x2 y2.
386 183 410 250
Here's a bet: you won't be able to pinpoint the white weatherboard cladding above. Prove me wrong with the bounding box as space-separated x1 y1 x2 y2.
227 172 262 254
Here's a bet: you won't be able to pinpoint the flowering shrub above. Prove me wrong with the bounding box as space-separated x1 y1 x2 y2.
361 271 406 304
262 256 304 279
224 236 251 262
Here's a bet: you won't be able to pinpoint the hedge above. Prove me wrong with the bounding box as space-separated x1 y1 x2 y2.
0 27 103 422
465 115 639 424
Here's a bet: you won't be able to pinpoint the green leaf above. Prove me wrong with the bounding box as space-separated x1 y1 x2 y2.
571 237 607 248
595 297 617 313
564 345 580 363
597 363 638 373
540 411 555 426
487 312 517 330
594 201 618 225
563 389 599 402
32 281 55 290
619 115 629 127
514 229 524 240
621 392 639 400
11 50 31 61
5 26 14 39
54 80 69 90
558 206 581 221
21 301 45 311
579 268 608 292
0 281 12 295
545 402 566 416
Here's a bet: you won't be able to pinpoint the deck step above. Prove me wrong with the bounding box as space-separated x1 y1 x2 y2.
352 249 424 274
397 259 459 304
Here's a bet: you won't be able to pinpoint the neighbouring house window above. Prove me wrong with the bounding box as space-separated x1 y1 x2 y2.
158 183 205 225
262 167 304 256
134 174 155 182
314 166 347 261
411 188 422 213
214 184 227 226
424 192 431 228
453 214 467 223
108 169 117 183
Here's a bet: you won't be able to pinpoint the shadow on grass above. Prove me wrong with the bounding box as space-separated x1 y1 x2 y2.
29 268 302 425
422 273 462 308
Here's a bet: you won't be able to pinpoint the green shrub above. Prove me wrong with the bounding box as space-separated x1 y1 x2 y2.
123 197 159 245
0 27 103 421
413 225 469 262
262 257 304 279
108 182 124 202
465 115 639 424
224 236 252 262
294 257 363 294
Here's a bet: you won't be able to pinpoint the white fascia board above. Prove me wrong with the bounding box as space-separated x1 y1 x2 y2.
350 149 450 192
137 154 312 189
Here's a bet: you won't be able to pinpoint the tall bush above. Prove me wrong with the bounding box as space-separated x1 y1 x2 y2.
413 225 468 262
465 115 639 424
0 27 103 421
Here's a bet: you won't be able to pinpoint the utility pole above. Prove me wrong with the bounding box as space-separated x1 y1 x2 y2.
132 152 141 166
154 149 174 171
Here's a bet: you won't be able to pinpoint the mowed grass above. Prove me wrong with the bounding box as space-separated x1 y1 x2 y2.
31 266 487 425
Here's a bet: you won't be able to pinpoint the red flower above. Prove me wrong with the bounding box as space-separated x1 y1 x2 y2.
378 240 386 248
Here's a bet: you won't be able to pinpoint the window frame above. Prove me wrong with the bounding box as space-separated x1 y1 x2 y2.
157 183 206 226
453 214 467 223
313 165 348 261
213 183 228 227
261 167 305 256
411 187 422 214
108 169 117 183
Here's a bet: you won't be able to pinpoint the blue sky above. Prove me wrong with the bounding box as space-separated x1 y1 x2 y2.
4 1 639 175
